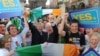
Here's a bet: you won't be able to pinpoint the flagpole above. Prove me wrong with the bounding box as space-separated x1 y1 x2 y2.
60 0 65 16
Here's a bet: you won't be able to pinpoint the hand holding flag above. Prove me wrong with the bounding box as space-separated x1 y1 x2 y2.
24 8 30 19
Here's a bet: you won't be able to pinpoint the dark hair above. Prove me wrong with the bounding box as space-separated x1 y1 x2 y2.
7 24 19 34
70 19 79 26
0 22 6 25
70 5 76 11
78 2 86 9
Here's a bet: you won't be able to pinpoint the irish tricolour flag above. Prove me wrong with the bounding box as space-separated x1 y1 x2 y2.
16 43 79 56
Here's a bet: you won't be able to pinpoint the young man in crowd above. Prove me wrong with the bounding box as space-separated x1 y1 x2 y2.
59 13 86 55
7 17 29 56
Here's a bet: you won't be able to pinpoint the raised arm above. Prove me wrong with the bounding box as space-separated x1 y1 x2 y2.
20 17 29 36
58 13 68 37
20 8 30 35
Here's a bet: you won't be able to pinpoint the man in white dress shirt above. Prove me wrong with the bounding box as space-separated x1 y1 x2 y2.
0 22 6 39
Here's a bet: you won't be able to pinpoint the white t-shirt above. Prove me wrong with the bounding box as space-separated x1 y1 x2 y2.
10 27 29 56
10 35 22 50
85 35 90 44
10 27 29 50
0 48 9 56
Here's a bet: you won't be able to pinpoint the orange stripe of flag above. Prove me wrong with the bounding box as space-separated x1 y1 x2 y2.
63 44 79 56
52 9 61 16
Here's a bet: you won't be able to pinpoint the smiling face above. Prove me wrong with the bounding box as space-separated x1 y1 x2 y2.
89 33 100 48
8 25 18 37
1 37 11 49
4 38 11 49
10 26 18 36
70 19 79 33
45 23 53 33
70 23 78 33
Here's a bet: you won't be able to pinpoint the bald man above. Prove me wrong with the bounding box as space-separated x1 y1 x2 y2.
45 22 59 43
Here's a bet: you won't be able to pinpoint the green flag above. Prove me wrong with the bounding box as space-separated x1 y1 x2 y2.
28 7 42 22
16 45 42 56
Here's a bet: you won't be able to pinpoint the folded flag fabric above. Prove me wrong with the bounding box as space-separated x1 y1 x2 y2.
43 9 61 16
28 7 42 22
28 7 61 22
16 43 79 56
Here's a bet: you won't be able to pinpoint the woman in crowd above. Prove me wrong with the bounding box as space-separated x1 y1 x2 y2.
83 32 100 55
85 28 94 44
0 36 15 56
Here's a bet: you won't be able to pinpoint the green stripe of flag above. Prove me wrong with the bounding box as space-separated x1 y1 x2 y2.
16 45 42 56
28 7 42 22
16 43 64 56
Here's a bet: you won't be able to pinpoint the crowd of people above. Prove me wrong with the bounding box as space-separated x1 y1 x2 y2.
0 7 100 56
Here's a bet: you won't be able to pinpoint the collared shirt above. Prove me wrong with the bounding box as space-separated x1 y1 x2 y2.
0 34 4 39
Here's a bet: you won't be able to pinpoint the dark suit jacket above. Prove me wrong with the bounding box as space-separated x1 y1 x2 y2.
29 22 59 45
46 24 59 43
29 22 47 45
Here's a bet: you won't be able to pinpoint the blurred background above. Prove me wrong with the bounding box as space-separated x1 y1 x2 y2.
20 0 100 12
